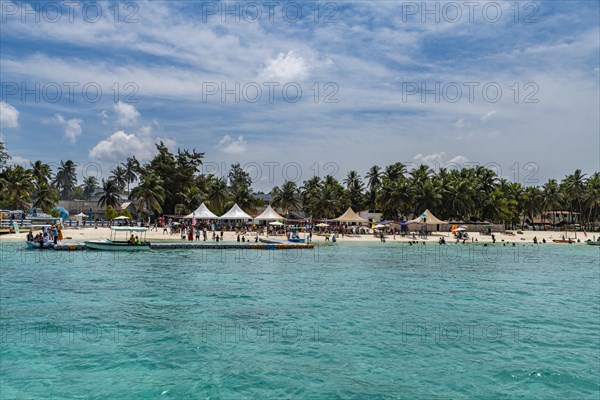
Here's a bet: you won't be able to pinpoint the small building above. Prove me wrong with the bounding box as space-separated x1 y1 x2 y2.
358 210 383 223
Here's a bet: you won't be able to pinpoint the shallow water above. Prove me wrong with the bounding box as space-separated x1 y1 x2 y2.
1 241 599 399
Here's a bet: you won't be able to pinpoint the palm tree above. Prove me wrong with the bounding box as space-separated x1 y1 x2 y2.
384 162 406 182
110 166 127 193
83 176 99 200
122 156 140 194
30 161 52 186
229 184 257 212
300 176 322 216
130 174 166 215
522 186 543 230
207 177 229 214
344 171 364 211
379 178 410 220
32 181 58 212
365 165 381 211
0 140 10 168
542 179 563 225
98 179 121 209
175 185 206 215
0 165 33 209
271 181 301 215
54 160 77 199
583 172 600 228
310 185 339 219
562 169 587 225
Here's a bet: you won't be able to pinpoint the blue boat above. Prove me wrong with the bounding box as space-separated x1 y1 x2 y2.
26 241 54 249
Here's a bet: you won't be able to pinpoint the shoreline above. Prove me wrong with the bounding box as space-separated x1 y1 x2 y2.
1 227 596 245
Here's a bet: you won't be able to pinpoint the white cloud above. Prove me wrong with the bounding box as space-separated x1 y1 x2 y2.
114 102 140 127
413 152 446 164
54 114 83 143
0 102 19 129
481 111 496 122
259 51 309 81
89 126 176 162
217 135 247 154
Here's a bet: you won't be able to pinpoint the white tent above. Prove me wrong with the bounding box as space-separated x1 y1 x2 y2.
219 203 253 220
184 202 219 220
254 205 285 222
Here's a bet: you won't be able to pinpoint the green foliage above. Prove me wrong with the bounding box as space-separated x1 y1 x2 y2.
118 209 133 219
104 205 117 221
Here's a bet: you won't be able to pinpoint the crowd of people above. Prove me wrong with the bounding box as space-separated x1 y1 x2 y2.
26 224 62 245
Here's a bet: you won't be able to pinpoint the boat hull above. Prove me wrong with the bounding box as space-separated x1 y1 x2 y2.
84 240 151 251
585 241 600 246
26 241 54 249
552 239 574 244
288 238 305 243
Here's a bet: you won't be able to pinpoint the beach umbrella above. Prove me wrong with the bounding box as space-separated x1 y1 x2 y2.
269 221 284 226
374 224 387 229
113 215 130 220
315 222 329 227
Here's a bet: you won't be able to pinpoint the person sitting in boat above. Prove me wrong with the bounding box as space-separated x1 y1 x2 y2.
26 229 34 242
129 234 135 245
42 233 49 245
136 236 141 245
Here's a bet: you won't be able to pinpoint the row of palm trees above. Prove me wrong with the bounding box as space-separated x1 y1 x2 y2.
1 147 598 229
270 165 600 229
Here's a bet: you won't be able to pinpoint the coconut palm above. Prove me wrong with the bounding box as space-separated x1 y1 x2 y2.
271 181 301 215
32 181 58 213
30 161 52 186
310 185 340 219
110 166 127 193
53 160 77 199
83 176 99 200
206 177 229 214
130 174 165 214
122 156 140 194
0 165 33 209
175 185 206 215
98 179 121 209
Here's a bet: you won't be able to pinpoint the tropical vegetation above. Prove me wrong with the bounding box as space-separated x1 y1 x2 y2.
0 140 598 229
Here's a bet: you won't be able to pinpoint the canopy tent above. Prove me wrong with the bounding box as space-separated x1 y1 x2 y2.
184 202 219 220
254 205 285 221
75 212 88 221
219 203 253 220
334 208 369 223
406 209 447 225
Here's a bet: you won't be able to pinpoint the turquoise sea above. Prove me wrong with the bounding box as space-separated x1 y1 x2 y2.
1 241 599 399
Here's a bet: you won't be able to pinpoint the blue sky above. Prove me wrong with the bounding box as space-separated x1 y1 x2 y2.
1 0 598 191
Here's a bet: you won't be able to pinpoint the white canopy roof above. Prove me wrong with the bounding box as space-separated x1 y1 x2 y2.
75 212 88 217
184 202 219 219
254 205 285 221
220 203 252 220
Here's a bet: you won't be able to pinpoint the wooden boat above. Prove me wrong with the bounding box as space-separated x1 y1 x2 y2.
552 239 574 244
585 240 600 246
26 241 54 249
85 226 151 251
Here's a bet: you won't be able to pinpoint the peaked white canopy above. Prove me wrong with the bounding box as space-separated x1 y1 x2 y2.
254 205 285 221
219 203 253 220
335 207 369 223
184 202 219 219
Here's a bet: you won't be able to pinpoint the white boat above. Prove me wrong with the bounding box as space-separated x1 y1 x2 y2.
85 226 151 251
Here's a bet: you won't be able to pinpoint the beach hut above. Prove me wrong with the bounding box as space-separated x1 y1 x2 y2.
335 208 369 224
219 204 253 221
253 205 285 222
184 202 219 220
